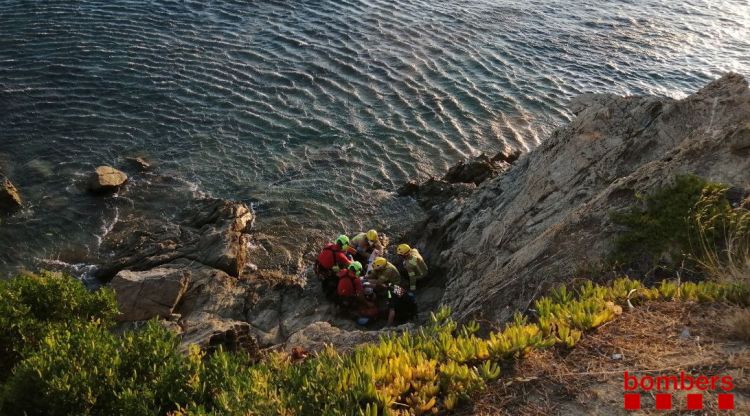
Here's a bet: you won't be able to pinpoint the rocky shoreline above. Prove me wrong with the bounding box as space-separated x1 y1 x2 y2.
3 74 749 355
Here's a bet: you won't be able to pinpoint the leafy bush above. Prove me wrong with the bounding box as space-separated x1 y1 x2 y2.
610 175 750 281
610 175 717 269
0 271 117 378
0 272 747 416
1 320 203 416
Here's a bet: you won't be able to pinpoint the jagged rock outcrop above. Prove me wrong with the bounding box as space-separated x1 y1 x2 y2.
0 176 22 212
99 191 359 350
411 73 750 322
443 153 506 185
398 149 519 211
95 198 252 278
88 165 128 192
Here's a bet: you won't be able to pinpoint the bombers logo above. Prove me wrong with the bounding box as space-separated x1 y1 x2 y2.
623 371 735 411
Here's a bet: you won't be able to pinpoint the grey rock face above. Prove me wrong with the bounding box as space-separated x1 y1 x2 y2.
111 267 190 322
411 73 750 323
101 195 356 350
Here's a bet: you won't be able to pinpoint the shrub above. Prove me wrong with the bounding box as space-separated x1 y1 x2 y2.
610 175 716 270
691 186 750 281
0 321 201 416
1 272 747 416
610 175 750 281
0 272 117 378
724 308 750 342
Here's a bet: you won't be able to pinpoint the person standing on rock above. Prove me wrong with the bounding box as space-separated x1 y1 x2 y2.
396 244 428 293
315 235 353 298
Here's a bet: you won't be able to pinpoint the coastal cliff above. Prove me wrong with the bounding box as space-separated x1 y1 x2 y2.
91 74 750 352
1 74 749 416
409 73 750 322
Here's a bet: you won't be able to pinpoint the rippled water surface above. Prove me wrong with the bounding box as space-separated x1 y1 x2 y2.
1 0 748 274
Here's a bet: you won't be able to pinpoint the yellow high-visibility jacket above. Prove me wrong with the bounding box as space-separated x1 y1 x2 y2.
369 262 401 286
404 249 427 291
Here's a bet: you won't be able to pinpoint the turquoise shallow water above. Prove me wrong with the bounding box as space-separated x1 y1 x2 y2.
0 0 748 275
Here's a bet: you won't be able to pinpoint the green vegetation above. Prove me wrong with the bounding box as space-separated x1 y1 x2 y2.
691 184 750 280
0 271 117 378
1 174 747 415
610 175 750 280
1 272 747 415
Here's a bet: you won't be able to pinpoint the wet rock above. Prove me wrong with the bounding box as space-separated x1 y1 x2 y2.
111 267 190 322
88 165 128 192
413 73 750 322
443 154 499 185
0 177 22 212
401 152 516 211
96 198 252 278
126 157 151 171
396 181 420 197
398 178 475 211
492 148 523 164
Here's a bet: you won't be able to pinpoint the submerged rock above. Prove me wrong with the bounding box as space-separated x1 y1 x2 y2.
0 177 22 212
410 73 750 322
88 165 128 192
125 157 151 171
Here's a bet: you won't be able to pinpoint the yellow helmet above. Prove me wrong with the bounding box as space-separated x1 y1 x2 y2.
372 257 387 270
366 229 378 243
397 244 411 255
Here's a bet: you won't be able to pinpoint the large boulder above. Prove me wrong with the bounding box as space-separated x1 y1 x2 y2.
411 73 750 322
111 267 190 321
0 177 22 212
88 166 128 192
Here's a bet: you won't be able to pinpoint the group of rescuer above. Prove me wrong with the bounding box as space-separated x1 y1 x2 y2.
314 230 428 326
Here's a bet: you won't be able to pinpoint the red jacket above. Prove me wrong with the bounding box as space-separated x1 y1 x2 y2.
317 243 351 270
337 269 363 297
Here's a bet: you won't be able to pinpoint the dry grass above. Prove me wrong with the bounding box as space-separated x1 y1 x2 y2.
458 302 750 415
725 308 750 343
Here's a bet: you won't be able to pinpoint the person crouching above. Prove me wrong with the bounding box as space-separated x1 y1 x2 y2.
336 261 364 313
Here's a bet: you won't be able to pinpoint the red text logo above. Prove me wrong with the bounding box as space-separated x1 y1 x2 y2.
623 371 734 411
